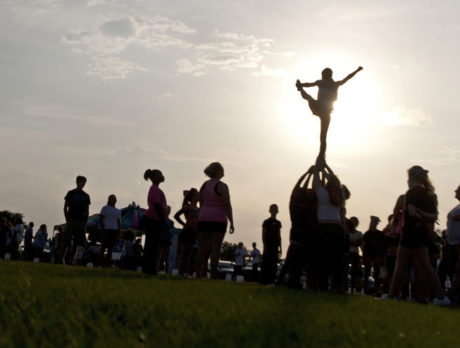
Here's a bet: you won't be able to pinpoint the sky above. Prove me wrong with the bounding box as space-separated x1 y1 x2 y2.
1 0 460 251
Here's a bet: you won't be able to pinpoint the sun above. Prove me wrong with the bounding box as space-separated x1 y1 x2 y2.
281 73 382 157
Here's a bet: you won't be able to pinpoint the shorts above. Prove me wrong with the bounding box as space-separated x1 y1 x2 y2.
197 221 227 234
308 99 332 118
102 229 118 246
63 219 87 246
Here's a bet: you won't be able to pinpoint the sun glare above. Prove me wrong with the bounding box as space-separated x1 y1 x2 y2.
280 71 382 157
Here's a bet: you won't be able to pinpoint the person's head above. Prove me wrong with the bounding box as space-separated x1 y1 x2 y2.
107 194 117 206
387 214 394 224
183 188 199 206
144 169 165 185
252 242 257 249
238 242 243 248
369 216 380 229
407 165 434 194
15 216 23 225
76 175 87 189
204 162 224 179
341 184 351 200
269 204 279 217
322 68 333 81
40 224 47 231
455 185 460 201
349 216 359 228
29 222 34 228
326 175 344 207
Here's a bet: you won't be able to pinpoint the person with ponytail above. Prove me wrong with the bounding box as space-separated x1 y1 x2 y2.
142 169 167 275
195 162 235 279
312 164 346 292
174 188 200 276
386 166 450 305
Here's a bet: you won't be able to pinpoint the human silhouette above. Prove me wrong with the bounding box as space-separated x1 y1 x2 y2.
296 66 362 161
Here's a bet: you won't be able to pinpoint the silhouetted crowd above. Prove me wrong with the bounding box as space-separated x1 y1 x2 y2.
1 161 460 306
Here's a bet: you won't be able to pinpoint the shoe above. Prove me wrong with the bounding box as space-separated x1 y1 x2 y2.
433 296 451 306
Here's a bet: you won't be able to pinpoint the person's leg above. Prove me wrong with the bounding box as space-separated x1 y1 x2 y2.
179 243 193 275
389 246 411 298
195 231 211 278
60 223 73 264
413 247 445 299
210 231 225 279
318 114 331 159
448 246 460 301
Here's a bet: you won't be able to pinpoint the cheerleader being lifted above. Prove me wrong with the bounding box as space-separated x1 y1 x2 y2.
296 66 363 164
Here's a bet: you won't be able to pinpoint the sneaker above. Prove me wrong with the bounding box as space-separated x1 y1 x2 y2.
433 296 451 306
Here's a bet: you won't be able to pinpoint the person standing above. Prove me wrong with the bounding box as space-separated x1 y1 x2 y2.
10 217 24 260
24 222 34 261
174 188 200 276
250 242 261 274
33 224 48 261
98 194 121 267
142 169 167 275
387 166 449 305
61 176 91 264
261 204 282 284
234 242 247 279
0 217 11 259
446 186 460 301
348 217 363 292
363 216 385 294
312 164 346 292
195 162 235 279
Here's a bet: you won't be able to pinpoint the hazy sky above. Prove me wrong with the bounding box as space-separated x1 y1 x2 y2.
1 0 459 249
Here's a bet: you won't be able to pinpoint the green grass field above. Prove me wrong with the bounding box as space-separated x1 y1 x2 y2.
0 261 459 347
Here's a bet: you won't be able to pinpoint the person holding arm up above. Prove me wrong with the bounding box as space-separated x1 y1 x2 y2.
296 66 363 160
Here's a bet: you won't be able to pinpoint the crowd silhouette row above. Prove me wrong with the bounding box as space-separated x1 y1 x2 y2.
1 160 460 306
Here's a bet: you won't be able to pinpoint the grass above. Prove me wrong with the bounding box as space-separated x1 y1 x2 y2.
0 261 459 347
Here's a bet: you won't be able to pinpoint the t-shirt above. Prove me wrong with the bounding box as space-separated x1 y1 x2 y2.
24 227 33 246
447 204 460 245
349 230 363 254
235 248 246 266
262 218 281 254
13 224 24 243
100 205 121 231
145 184 167 221
65 189 91 220
33 228 48 249
363 229 385 258
316 185 342 222
250 248 261 264
404 186 437 233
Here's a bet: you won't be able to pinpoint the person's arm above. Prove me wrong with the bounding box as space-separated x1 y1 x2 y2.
153 203 165 221
173 208 186 227
296 80 317 89
451 214 460 221
63 200 69 221
218 182 234 234
117 215 121 238
278 231 282 255
407 204 438 222
337 66 363 86
312 166 321 190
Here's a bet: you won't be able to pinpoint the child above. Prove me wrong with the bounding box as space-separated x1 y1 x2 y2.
296 66 362 161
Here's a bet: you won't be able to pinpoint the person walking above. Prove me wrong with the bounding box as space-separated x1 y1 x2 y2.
195 162 235 279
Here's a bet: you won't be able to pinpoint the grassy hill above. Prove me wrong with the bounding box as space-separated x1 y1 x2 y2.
0 261 459 347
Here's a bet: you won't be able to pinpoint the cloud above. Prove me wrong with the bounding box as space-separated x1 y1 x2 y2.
379 107 433 127
176 59 205 76
100 18 135 37
87 56 148 79
252 64 287 78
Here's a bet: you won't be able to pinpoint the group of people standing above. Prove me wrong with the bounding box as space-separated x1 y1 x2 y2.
280 162 456 305
0 218 48 261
